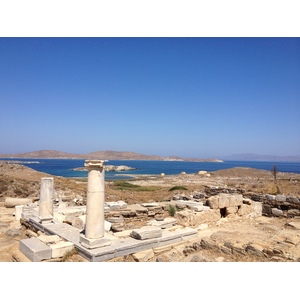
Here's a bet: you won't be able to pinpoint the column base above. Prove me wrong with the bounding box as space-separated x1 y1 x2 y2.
79 233 112 249
39 216 53 224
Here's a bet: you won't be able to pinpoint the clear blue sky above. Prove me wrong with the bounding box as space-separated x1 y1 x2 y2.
0 38 299 158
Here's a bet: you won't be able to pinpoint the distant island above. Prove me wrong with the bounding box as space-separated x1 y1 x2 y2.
221 153 300 163
0 150 223 163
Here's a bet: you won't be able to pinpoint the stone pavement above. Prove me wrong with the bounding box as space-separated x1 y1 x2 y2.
19 207 198 262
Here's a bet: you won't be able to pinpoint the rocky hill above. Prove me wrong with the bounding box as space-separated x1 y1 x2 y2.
0 150 79 159
0 149 222 162
222 153 300 162
80 150 164 160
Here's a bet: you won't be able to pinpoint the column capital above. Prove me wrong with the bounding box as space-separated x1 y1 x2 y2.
84 160 107 169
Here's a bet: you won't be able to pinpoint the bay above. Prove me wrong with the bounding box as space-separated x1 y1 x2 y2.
1 158 300 180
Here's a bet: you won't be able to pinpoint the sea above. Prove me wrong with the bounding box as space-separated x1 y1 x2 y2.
1 158 300 180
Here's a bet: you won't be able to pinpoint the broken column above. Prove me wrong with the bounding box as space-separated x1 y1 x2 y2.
38 177 54 223
80 160 111 249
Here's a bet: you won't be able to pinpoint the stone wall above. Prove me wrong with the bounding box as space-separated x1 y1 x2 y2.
173 187 300 219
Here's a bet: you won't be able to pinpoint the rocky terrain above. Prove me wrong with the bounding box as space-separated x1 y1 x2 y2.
0 149 222 162
1 160 300 262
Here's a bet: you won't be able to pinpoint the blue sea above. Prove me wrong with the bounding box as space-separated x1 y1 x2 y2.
1 158 300 180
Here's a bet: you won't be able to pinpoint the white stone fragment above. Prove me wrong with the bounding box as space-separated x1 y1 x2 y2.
130 226 162 240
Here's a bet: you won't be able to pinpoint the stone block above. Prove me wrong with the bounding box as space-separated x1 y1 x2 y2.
218 196 230 208
147 217 177 229
53 212 66 223
50 241 74 258
185 201 203 207
131 204 148 213
105 220 112 232
174 201 187 209
229 194 243 207
175 227 198 240
79 234 112 249
262 204 272 215
15 205 24 221
117 201 127 209
107 216 124 223
38 234 61 244
114 238 158 257
202 206 211 211
272 208 284 216
79 244 116 262
235 193 244 202
130 226 162 240
58 206 86 216
19 237 52 262
207 196 219 209
157 230 182 247
226 206 238 215
287 209 300 218
251 201 263 217
166 225 183 231
113 230 132 238
287 197 300 204
238 204 252 216
132 248 154 262
276 195 286 202
106 202 120 210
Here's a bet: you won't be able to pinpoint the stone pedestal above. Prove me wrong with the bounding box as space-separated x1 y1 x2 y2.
38 177 54 223
15 205 24 221
80 160 111 249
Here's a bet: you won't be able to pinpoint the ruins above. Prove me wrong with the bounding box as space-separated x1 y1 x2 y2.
5 159 300 262
16 160 199 261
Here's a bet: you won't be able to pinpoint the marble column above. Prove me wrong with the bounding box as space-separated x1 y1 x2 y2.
38 177 54 223
80 160 111 249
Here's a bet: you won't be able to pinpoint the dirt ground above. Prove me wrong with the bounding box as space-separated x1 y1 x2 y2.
0 160 300 262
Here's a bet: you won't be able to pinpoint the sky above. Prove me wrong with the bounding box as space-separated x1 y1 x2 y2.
0 37 299 159
1 2 300 291
0 2 299 159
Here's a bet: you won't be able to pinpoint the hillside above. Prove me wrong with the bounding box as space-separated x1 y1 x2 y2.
0 150 222 162
0 150 79 159
79 150 164 160
222 153 300 162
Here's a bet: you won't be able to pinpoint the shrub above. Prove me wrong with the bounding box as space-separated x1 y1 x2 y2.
113 181 140 189
168 186 188 192
112 181 161 191
168 204 176 217
61 248 78 262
